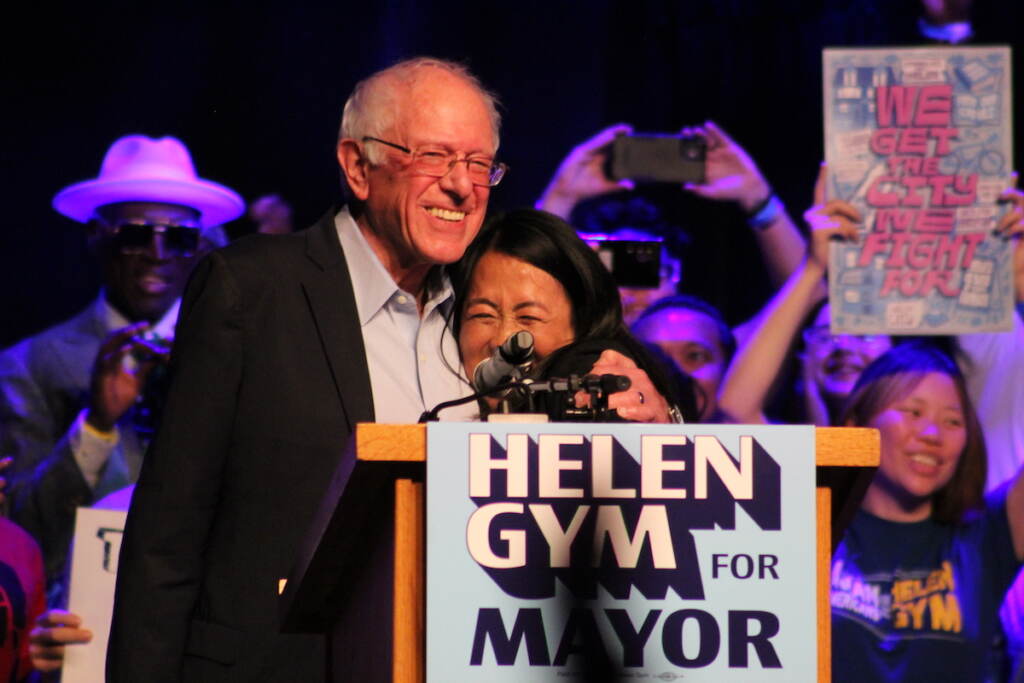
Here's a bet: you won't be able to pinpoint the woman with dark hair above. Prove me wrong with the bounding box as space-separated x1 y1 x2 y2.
830 342 1023 682
631 294 736 421
451 208 697 421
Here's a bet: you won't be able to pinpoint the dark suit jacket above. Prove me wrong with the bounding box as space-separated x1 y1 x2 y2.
0 298 145 588
107 210 374 682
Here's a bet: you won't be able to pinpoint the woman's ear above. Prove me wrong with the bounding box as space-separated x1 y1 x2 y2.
337 139 371 201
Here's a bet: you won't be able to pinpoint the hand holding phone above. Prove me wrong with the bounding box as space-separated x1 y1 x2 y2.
536 123 635 219
678 121 772 213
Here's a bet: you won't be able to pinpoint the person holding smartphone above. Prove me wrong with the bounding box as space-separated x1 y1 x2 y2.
0 135 243 599
536 120 807 291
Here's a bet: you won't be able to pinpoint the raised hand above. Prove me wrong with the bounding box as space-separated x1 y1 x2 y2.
536 124 635 219
681 120 771 213
86 323 171 433
803 164 861 274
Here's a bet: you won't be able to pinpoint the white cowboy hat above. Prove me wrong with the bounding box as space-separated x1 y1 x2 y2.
52 135 245 228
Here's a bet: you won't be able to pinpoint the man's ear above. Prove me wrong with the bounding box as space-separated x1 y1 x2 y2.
84 218 114 261
337 139 370 201
84 218 105 246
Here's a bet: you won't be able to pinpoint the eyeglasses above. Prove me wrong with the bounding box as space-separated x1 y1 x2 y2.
111 222 201 257
802 325 889 350
362 136 508 187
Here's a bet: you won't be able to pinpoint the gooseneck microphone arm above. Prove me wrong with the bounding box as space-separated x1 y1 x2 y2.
418 373 631 422
420 330 636 423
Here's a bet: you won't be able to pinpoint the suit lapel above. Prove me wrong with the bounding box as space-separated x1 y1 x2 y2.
49 299 109 392
301 209 375 430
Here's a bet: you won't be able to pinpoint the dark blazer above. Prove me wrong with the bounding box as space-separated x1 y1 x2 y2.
0 298 146 588
107 210 374 682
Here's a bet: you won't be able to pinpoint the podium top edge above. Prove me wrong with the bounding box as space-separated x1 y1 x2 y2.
355 423 879 467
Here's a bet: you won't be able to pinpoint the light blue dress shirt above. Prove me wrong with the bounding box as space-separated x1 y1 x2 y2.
334 208 477 423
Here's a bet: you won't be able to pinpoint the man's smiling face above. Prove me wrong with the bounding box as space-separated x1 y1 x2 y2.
357 68 496 279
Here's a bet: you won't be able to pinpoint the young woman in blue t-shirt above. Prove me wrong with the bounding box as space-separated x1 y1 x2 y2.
831 342 1024 682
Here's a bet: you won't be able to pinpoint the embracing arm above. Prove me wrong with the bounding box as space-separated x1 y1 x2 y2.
590 348 672 423
107 251 244 682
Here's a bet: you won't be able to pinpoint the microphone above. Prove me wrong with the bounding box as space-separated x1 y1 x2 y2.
472 330 535 395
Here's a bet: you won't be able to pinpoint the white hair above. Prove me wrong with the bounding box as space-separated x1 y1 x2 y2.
339 57 501 164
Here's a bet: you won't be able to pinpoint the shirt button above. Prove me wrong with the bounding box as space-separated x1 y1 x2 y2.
397 295 408 305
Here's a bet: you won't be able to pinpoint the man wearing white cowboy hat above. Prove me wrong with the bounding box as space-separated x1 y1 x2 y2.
0 134 243 597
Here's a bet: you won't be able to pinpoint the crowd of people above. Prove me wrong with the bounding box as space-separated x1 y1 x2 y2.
0 7 1023 683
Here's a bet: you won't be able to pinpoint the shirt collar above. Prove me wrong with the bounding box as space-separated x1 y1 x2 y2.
97 291 180 340
334 206 455 325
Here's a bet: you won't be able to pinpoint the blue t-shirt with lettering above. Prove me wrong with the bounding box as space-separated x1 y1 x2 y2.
831 495 1021 682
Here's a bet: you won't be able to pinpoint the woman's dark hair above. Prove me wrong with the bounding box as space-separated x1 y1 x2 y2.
451 208 624 343
838 342 987 524
450 208 695 415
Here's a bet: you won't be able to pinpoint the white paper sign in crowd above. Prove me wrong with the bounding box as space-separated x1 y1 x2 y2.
824 45 1014 334
62 507 128 683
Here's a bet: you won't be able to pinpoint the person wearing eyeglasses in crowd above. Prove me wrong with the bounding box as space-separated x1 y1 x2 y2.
0 134 243 599
717 270 894 426
715 166 894 427
794 305 894 426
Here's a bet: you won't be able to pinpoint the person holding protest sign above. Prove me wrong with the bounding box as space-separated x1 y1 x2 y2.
718 168 1024 429
830 341 1024 682
724 168 1024 679
717 167 892 426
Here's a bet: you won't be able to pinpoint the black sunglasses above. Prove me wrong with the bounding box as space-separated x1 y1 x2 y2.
112 223 201 257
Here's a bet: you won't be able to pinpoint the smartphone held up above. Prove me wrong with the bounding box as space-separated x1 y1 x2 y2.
605 133 706 184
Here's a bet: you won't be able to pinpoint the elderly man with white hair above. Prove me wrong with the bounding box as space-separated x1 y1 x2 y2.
107 56 665 683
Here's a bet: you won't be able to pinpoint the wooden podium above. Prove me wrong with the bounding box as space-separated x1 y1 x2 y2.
281 423 878 683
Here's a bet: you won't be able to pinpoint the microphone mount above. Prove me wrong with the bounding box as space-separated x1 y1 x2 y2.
419 373 631 423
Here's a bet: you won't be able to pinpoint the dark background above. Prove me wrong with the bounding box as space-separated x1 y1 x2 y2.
3 0 1021 347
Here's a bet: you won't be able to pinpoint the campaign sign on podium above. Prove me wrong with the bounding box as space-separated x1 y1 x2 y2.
426 423 817 682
